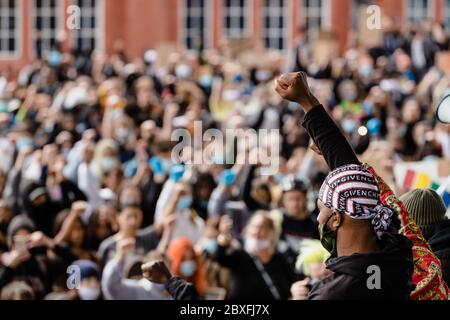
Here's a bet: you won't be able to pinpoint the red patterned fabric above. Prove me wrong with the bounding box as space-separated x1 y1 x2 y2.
365 164 450 300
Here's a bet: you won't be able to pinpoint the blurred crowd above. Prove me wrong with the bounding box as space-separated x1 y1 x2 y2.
0 16 450 300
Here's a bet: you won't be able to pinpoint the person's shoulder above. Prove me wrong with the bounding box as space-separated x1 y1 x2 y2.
98 234 117 253
308 273 359 300
137 225 156 237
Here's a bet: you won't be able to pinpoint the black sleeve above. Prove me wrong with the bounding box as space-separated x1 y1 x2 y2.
301 105 360 170
213 244 246 270
52 243 79 265
0 265 14 289
141 179 164 227
165 277 202 300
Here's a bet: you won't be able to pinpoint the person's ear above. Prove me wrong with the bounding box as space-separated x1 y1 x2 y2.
330 210 342 229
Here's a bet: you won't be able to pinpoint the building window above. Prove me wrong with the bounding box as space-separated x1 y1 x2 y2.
74 0 103 52
445 0 450 27
183 0 210 50
350 0 373 30
0 0 20 56
301 0 331 39
33 0 61 58
263 0 289 50
406 0 433 22
223 0 250 39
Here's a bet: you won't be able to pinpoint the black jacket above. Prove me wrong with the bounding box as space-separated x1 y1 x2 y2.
307 233 414 300
165 277 201 300
426 220 450 287
302 105 415 300
213 245 295 300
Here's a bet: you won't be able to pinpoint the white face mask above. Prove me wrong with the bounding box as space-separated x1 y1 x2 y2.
245 237 272 254
222 89 240 102
78 287 101 300
175 64 192 79
179 260 197 277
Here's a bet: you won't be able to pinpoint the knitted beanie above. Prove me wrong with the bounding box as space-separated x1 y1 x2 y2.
400 189 448 235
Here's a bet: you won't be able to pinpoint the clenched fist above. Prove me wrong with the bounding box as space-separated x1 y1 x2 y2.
275 72 319 110
142 260 173 285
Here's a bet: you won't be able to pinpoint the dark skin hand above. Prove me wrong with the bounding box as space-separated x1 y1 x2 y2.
275 71 320 112
141 260 173 285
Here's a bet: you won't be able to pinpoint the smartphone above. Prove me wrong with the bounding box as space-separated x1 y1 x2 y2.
13 235 29 251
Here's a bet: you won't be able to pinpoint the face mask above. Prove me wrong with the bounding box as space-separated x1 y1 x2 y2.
245 237 272 254
177 195 193 211
219 169 237 187
318 212 338 258
48 50 62 67
199 75 213 88
180 260 197 277
359 65 374 78
101 157 119 171
342 90 357 102
78 287 101 300
204 239 218 255
274 173 285 184
62 148 70 160
176 64 192 79
222 89 240 102
160 159 173 174
116 128 132 144
16 138 34 151
341 119 357 134
255 70 272 82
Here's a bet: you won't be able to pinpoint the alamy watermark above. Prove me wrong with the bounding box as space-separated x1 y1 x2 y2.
66 265 81 290
67 5 81 30
170 121 280 176
366 5 382 30
367 265 381 290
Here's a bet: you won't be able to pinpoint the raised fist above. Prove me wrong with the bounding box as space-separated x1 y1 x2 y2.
275 72 319 108
142 260 172 285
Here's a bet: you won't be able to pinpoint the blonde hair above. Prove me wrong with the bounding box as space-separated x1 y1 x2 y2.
295 240 330 276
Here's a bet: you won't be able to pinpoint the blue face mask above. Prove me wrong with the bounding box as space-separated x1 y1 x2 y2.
161 159 174 174
180 260 197 277
359 65 374 78
177 195 193 211
116 128 132 144
204 239 218 255
48 50 62 67
102 157 119 171
170 164 185 182
274 174 285 184
219 169 237 187
341 119 357 134
199 75 213 88
16 138 34 151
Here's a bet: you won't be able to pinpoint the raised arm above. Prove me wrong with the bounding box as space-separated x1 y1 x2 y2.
275 72 360 170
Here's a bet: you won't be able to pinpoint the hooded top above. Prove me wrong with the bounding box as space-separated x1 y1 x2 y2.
308 232 414 300
6 215 36 248
426 220 450 287
21 182 59 237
